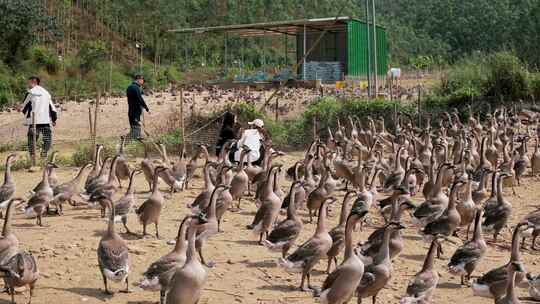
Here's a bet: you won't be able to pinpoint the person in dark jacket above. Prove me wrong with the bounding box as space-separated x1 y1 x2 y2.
126 75 149 140
215 112 237 157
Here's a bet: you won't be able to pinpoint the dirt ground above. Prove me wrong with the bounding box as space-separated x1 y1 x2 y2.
0 149 537 304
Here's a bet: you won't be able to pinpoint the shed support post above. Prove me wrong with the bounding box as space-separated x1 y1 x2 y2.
371 0 379 97
303 24 307 81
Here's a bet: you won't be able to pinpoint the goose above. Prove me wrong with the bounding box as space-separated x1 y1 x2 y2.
0 198 23 265
317 201 368 304
306 170 330 223
263 181 304 258
531 138 540 176
24 163 57 226
115 136 131 188
356 222 406 304
89 156 120 217
165 215 208 304
50 163 92 215
215 166 234 232
137 216 190 303
0 251 39 304
114 169 142 234
251 165 283 244
357 198 415 265
136 166 167 238
472 223 528 299
513 136 529 187
527 273 540 301
412 163 454 228
47 151 60 188
421 179 464 256
326 191 357 273
187 162 215 212
383 147 405 192
83 157 112 198
0 154 16 218
97 196 130 294
482 171 513 242
448 209 487 286
472 168 492 205
139 140 156 192
521 208 540 250
278 197 337 292
400 238 441 304
494 262 524 304
85 144 104 188
171 148 188 189
281 161 307 210
196 185 229 268
229 147 250 210
456 177 477 239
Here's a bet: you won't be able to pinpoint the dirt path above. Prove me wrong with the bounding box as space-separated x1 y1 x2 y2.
0 151 538 304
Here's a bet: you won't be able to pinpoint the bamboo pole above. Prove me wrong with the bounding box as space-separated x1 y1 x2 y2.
31 113 37 166
180 86 185 145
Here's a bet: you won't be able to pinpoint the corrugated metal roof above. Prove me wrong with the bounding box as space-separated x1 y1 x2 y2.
168 17 360 37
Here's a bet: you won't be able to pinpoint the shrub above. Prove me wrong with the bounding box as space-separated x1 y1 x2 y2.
30 45 60 74
71 142 115 167
485 52 529 101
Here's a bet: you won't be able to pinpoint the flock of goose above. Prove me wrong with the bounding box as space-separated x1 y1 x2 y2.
0 106 539 304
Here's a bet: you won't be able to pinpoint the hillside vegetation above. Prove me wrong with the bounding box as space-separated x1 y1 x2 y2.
1 0 540 108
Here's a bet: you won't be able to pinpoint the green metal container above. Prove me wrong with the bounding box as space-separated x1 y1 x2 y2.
347 19 387 78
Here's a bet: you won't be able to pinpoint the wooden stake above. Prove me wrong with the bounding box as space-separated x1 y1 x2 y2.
180 86 185 145
275 97 279 122
312 116 317 140
31 112 37 166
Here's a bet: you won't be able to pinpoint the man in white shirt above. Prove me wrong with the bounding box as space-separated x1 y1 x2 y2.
234 119 265 164
21 76 57 159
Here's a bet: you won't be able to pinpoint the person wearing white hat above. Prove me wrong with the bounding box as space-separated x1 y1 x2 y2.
234 118 266 163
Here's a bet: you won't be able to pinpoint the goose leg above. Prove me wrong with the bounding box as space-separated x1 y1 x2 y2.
309 210 313 223
198 247 214 268
160 290 165 304
155 223 160 239
236 198 242 210
282 244 290 259
532 234 538 250
521 237 527 249
122 217 133 234
29 282 35 304
119 277 131 293
10 287 14 304
258 233 264 245
218 220 223 233
466 224 471 240
326 258 332 274
372 295 377 304
307 272 316 291
102 274 112 295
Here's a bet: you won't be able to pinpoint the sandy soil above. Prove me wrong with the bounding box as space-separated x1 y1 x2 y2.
0 149 537 304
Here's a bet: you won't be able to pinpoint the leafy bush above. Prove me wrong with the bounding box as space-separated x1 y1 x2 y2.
531 73 540 102
30 45 60 74
485 52 529 101
78 41 108 75
71 142 115 167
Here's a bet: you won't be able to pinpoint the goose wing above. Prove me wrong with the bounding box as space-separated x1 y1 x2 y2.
413 201 444 219
449 242 484 267
144 255 183 279
267 220 301 243
0 183 15 201
477 265 506 285
98 239 129 271
287 239 322 263
406 271 437 296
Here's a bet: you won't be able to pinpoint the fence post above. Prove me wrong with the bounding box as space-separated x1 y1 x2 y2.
275 97 279 122
31 112 37 167
180 86 185 145
417 85 422 128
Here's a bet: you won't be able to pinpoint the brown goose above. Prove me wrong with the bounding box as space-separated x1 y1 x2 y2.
115 136 131 188
188 162 215 212
263 181 304 258
137 216 190 303
494 262 524 304
47 151 60 188
139 140 156 192
457 177 477 239
400 238 441 304
0 251 39 304
356 222 406 304
136 166 167 238
281 161 307 210
24 163 57 226
531 138 540 176
527 273 540 301
229 147 250 210
472 223 528 299
307 170 330 223
472 168 492 205
89 156 120 217
85 144 104 188
50 163 92 215
165 215 208 304
326 191 357 273
0 154 16 219
521 208 540 250
114 169 142 234
383 147 406 192
251 165 283 244
482 172 513 242
357 198 415 265
215 166 234 232
278 197 336 292
96 196 130 294
83 157 112 198
0 198 23 266
318 201 368 304
196 185 229 267
448 209 487 286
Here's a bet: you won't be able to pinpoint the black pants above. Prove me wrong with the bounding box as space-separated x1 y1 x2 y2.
28 125 52 158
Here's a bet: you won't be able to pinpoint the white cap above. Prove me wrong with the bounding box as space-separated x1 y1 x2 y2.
248 118 264 128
